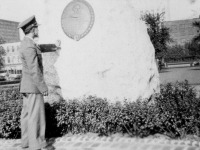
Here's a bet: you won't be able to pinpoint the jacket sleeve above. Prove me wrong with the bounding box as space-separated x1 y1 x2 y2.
39 44 57 53
24 46 48 93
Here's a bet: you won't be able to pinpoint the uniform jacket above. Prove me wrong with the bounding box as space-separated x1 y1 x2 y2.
19 37 57 94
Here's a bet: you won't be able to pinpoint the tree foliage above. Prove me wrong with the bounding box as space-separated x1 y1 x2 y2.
141 12 172 56
0 35 6 45
0 46 6 70
185 41 200 56
166 45 189 58
182 20 200 56
192 21 200 43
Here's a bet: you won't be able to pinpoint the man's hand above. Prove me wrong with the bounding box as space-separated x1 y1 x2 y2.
55 40 61 48
42 91 48 96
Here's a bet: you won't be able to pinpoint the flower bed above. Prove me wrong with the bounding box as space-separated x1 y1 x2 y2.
0 80 200 139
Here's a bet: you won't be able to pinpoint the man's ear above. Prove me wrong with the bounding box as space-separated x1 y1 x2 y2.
32 28 35 33
30 27 35 33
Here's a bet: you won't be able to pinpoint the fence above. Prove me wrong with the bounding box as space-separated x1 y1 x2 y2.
165 55 200 63
0 80 20 86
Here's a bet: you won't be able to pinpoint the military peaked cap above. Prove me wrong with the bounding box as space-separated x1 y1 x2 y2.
18 15 39 33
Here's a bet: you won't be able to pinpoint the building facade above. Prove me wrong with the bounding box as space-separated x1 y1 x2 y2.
163 18 200 45
0 18 22 75
1 42 22 74
0 19 20 43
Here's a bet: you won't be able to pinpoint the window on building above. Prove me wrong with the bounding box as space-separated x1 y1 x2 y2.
173 38 178 44
12 46 15 52
2 57 5 62
8 57 10 63
186 40 190 43
18 56 20 62
180 31 185 36
181 39 185 43
179 24 185 33
171 25 177 33
188 27 193 35
7 47 9 53
188 24 193 28
184 24 188 29
179 24 185 29
12 56 16 63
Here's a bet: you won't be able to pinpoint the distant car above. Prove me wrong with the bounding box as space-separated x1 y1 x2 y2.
191 61 200 66
0 76 6 81
14 75 22 80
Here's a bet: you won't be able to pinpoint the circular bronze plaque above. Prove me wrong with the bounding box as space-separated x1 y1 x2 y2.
61 0 95 41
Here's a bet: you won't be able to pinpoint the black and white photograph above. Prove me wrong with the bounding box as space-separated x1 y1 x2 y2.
0 0 200 149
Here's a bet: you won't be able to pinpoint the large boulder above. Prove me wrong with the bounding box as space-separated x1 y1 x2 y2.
39 0 160 102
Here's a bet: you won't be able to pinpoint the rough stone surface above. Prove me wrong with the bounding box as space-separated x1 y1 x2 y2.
42 51 63 103
39 0 160 102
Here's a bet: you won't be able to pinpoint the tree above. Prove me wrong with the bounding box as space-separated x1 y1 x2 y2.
0 35 6 45
185 41 200 56
192 21 200 43
0 46 6 70
184 20 200 56
141 12 172 57
0 34 6 70
166 44 189 58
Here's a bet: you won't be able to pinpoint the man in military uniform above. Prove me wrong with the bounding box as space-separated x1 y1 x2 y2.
18 15 60 150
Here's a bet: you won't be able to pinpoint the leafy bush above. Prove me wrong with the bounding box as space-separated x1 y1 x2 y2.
154 80 200 138
0 87 62 139
1 80 200 139
0 87 22 138
185 41 200 56
55 81 200 138
164 45 189 61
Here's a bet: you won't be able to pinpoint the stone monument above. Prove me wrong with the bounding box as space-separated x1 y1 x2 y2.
42 50 62 103
39 0 160 102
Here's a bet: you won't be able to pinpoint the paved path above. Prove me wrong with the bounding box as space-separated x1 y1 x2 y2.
160 66 200 85
160 66 200 97
0 135 200 150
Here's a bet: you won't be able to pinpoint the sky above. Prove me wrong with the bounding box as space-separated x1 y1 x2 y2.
0 0 200 22
169 0 200 20
0 0 44 22
0 0 200 39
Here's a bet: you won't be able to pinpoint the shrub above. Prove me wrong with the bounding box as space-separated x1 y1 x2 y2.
0 87 22 138
0 86 63 139
154 80 200 138
51 80 200 138
1 80 200 139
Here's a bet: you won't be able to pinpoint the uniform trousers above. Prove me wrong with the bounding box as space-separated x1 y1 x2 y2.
21 93 47 150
